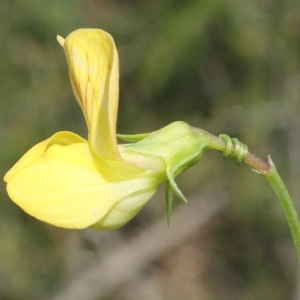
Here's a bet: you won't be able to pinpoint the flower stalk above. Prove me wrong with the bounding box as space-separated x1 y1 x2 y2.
202 131 300 262
262 158 300 261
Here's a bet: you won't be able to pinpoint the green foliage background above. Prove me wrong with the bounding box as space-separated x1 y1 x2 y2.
1 0 300 299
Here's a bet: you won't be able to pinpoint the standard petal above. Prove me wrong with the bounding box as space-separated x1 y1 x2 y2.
61 29 120 161
4 131 86 182
6 142 161 229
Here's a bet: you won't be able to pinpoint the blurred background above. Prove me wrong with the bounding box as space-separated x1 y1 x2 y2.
1 0 300 299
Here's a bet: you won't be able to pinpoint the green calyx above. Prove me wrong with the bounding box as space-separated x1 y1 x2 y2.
118 121 214 222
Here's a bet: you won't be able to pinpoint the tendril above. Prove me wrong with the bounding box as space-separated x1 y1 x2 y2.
219 134 248 165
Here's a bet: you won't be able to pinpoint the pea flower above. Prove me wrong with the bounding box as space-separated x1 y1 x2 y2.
4 29 210 230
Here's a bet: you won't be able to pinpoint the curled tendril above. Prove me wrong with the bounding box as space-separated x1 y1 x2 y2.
219 134 248 165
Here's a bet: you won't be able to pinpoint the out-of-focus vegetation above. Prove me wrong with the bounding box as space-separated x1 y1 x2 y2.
1 0 300 299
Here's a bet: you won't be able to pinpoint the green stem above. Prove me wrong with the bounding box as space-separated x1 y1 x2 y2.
197 130 300 261
261 157 300 262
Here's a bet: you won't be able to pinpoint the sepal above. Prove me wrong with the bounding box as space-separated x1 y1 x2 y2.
117 133 149 142
165 180 173 225
166 169 188 203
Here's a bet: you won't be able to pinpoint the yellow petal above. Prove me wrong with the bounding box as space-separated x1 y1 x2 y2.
4 131 85 182
6 142 161 229
90 188 157 230
61 29 121 161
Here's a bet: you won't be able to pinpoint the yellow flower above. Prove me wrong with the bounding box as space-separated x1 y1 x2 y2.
4 29 211 230
4 29 166 230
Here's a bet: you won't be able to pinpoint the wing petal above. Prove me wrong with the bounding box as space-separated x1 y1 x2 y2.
6 142 159 229
4 131 85 182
